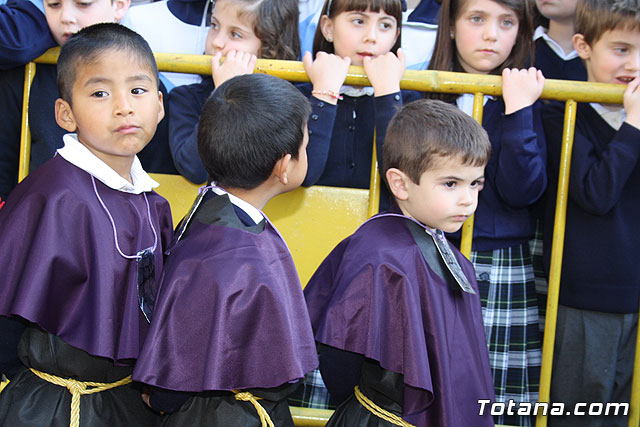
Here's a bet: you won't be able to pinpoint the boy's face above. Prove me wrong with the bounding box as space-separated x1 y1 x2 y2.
535 0 579 22
44 0 130 46
399 156 485 232
55 49 164 170
575 28 640 85
205 0 262 56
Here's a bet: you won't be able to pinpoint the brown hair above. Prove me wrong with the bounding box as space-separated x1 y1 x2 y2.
427 0 534 101
575 0 640 46
312 0 403 56
383 99 491 185
229 0 300 60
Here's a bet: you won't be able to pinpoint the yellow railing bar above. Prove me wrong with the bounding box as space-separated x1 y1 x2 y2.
536 100 577 427
459 92 485 259
291 407 335 427
368 130 381 217
18 62 36 182
33 48 625 104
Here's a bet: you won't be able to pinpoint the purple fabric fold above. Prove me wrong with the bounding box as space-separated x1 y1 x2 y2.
133 217 318 391
0 156 173 362
304 213 495 426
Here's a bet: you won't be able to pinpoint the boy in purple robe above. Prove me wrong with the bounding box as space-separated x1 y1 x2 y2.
0 23 172 426
132 73 319 426
304 99 496 426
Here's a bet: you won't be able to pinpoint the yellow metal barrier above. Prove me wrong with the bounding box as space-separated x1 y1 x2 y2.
21 49 633 427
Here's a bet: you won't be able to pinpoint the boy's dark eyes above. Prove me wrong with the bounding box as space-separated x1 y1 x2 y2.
91 90 108 98
131 88 147 95
444 181 456 188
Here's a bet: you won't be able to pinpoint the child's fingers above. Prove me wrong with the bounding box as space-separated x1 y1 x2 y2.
211 52 222 72
396 48 406 68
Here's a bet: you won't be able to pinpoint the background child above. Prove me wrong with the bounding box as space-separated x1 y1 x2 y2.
300 0 420 190
533 0 586 81
543 1 640 425
169 0 300 183
133 73 319 425
427 1 546 425
0 23 173 426
0 0 177 202
304 99 494 426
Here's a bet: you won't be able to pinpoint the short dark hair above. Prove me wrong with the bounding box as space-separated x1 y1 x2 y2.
576 0 640 46
427 0 534 102
234 0 301 60
383 99 491 185
198 73 311 189
57 23 159 103
312 0 403 56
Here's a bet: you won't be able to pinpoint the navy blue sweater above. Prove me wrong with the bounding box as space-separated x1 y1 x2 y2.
298 83 420 189
448 98 547 251
0 63 176 199
167 76 213 184
534 38 587 82
0 0 55 70
543 102 640 313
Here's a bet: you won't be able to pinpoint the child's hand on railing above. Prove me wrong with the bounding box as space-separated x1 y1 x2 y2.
211 50 257 88
502 67 545 115
624 77 640 130
303 51 350 105
363 48 406 97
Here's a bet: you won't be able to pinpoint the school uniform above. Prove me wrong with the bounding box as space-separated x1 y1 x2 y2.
0 63 177 200
299 83 420 189
0 0 55 70
402 0 439 70
167 76 213 183
543 101 640 426
450 95 546 427
533 26 587 82
133 187 318 426
0 134 173 426
304 205 495 427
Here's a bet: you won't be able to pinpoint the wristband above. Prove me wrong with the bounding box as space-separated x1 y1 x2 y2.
311 89 343 100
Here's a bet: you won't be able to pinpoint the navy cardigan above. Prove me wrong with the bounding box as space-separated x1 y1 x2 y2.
534 38 587 82
543 102 640 313
448 98 547 251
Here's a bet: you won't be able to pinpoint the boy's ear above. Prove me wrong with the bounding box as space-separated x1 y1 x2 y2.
385 168 410 201
113 0 131 22
273 153 292 186
156 91 165 124
573 33 592 60
319 15 334 42
55 98 78 133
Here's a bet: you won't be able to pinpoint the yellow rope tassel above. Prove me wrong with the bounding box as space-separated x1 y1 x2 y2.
354 385 417 427
232 390 275 427
29 368 132 427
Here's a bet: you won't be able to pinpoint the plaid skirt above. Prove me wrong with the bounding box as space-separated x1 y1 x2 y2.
471 243 542 427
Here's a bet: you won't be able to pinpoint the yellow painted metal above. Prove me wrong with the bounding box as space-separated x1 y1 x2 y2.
459 92 485 259
0 378 8 393
34 48 624 104
630 298 640 426
18 62 36 182
536 100 577 427
291 407 334 426
148 173 202 226
368 130 381 218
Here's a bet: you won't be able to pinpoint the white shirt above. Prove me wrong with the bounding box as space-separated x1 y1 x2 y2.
534 26 579 61
590 103 627 130
210 185 264 225
57 133 159 194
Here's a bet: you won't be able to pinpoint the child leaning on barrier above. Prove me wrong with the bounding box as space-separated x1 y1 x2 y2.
0 23 173 426
303 99 495 427
168 0 301 184
542 1 640 426
133 73 319 426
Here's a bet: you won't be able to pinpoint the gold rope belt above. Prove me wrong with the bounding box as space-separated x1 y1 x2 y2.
232 389 275 427
354 385 417 427
29 368 132 427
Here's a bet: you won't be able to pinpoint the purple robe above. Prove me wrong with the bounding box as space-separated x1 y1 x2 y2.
0 155 173 362
304 213 495 426
132 195 318 392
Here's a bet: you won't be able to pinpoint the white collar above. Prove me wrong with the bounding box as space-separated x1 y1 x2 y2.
210 185 264 225
340 85 375 97
534 26 579 61
456 93 493 117
590 103 627 130
56 133 158 194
